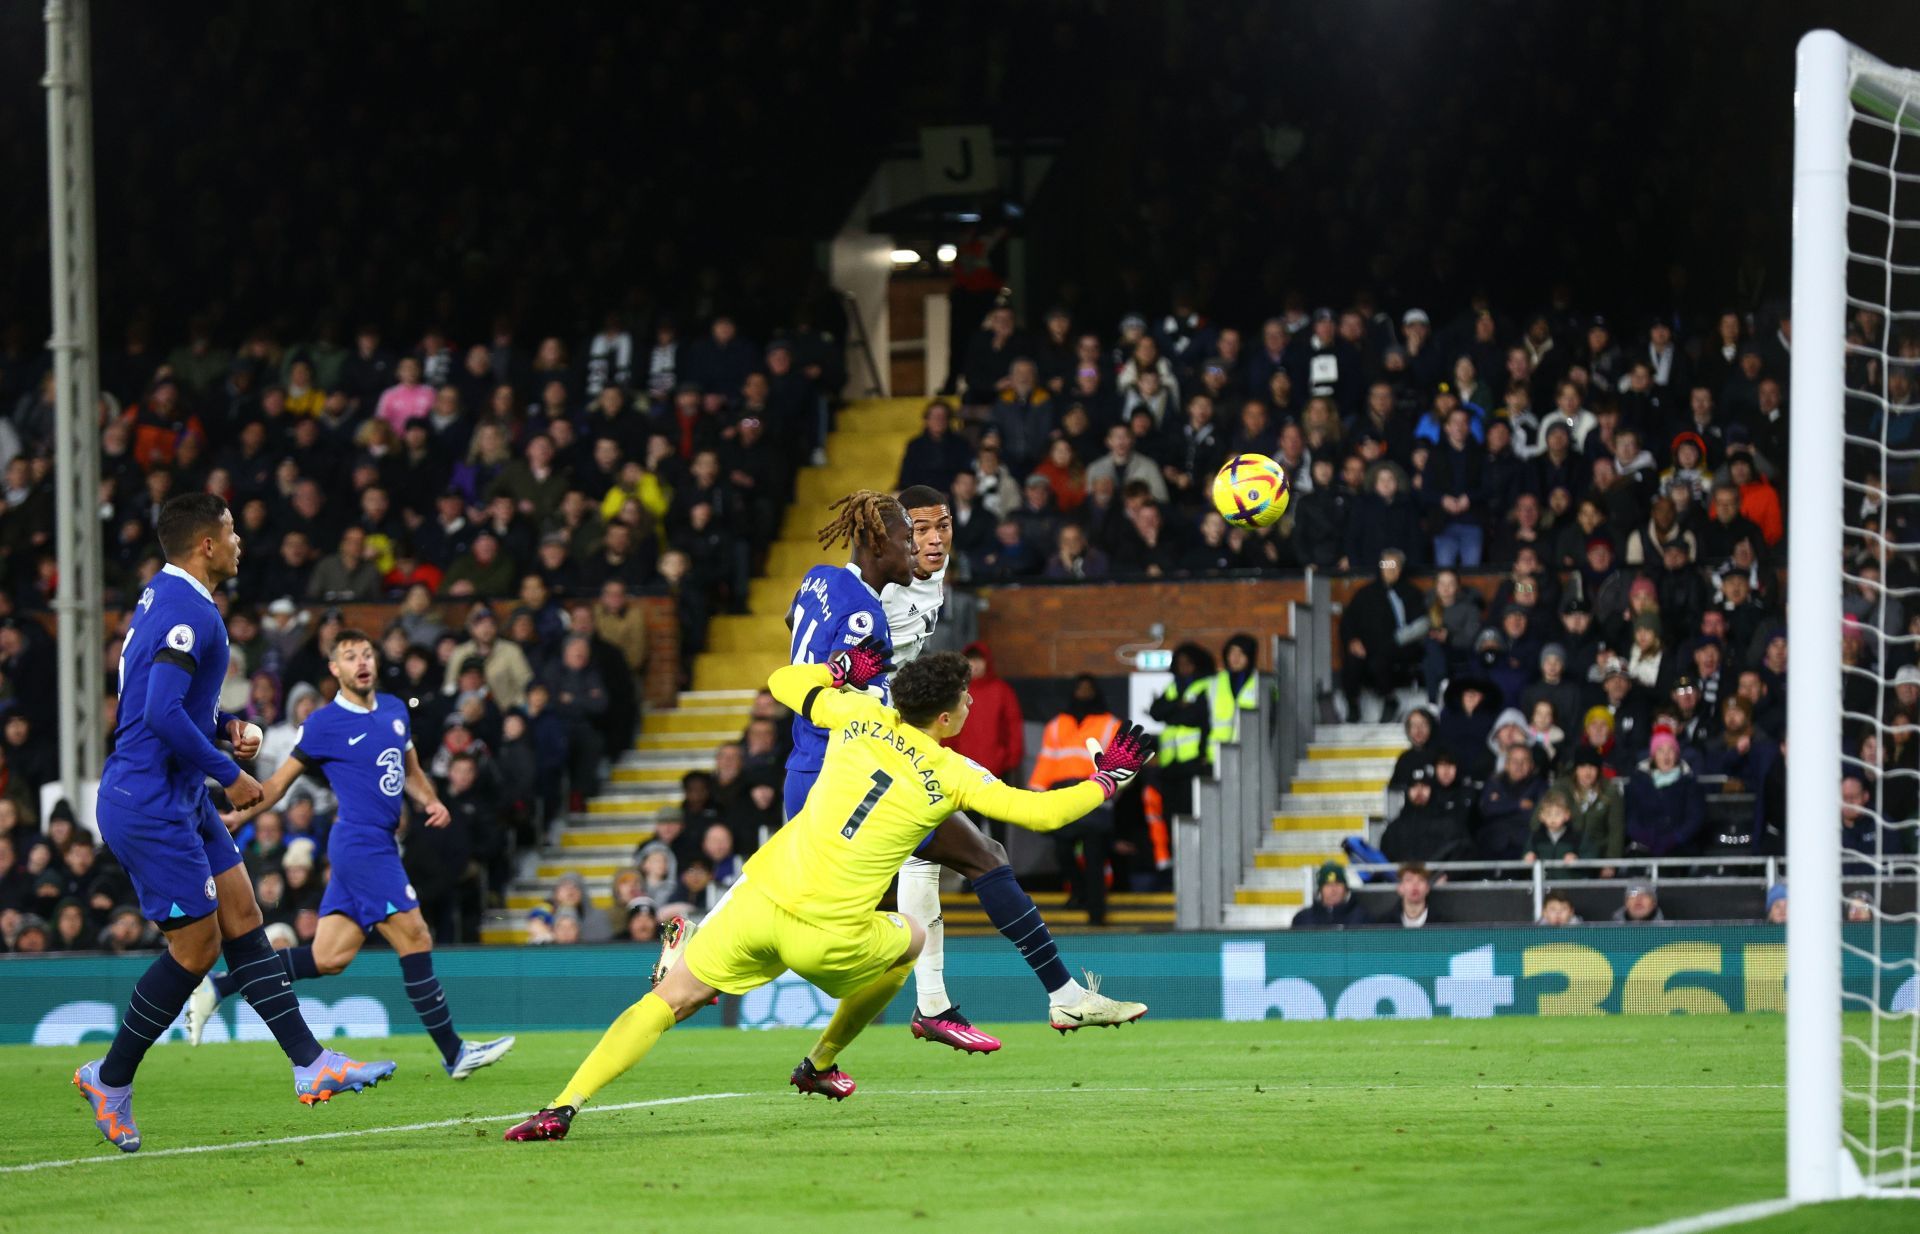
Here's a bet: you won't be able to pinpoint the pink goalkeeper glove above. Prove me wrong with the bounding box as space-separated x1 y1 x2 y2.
1087 724 1156 799
828 635 895 690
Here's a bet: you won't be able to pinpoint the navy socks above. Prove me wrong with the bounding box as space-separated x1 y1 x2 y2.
400 951 463 1066
100 950 202 1087
211 944 320 1000
221 927 323 1067
971 864 1073 994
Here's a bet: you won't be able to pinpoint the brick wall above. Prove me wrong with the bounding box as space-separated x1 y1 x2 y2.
976 577 1308 678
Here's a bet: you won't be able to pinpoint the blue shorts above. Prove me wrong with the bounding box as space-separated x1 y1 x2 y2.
97 797 244 927
782 766 819 822
319 829 418 930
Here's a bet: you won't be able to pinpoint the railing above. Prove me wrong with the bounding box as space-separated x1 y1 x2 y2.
1324 855 1920 923
1175 595 1318 928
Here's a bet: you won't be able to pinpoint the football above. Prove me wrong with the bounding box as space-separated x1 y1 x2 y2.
1211 453 1291 528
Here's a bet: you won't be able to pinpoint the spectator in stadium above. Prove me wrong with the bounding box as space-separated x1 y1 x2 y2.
1613 883 1666 923
897 402 974 493
1765 882 1789 925
1389 707 1437 789
1044 523 1109 581
1031 674 1121 924
1523 788 1587 866
1085 424 1170 504
1290 861 1369 929
1382 863 1437 928
1344 461 1423 574
1477 743 1547 860
1379 766 1474 864
444 604 534 707
1438 676 1502 781
1623 727 1707 857
1420 406 1485 567
1538 891 1582 925
1339 549 1426 723
940 642 1023 787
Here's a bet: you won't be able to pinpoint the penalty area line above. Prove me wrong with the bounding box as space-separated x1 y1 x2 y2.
1614 1198 1801 1234
0 1091 747 1175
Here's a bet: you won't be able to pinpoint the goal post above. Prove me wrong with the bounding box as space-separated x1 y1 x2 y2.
1790 29 1920 1204
1786 27 1849 1203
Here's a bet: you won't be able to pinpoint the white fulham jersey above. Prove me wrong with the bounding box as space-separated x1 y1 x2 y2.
882 562 947 665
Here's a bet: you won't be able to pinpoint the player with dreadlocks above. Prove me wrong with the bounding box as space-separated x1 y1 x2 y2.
652 485 1147 1055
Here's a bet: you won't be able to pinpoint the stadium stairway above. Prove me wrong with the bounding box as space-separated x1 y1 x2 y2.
1219 721 1407 929
481 398 927 943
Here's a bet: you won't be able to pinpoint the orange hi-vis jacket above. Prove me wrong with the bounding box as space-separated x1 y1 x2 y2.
1028 712 1123 790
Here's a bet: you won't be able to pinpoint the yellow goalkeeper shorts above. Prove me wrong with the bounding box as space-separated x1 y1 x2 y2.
682 881 913 999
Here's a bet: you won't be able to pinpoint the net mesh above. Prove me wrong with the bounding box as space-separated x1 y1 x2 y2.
1837 49 1920 1192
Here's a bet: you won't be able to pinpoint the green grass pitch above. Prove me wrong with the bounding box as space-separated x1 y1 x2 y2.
0 1016 1909 1233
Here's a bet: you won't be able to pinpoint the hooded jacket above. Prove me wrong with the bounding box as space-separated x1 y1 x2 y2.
941 642 1025 779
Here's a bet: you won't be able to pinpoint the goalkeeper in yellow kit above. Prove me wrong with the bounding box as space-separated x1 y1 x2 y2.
504 637 1155 1141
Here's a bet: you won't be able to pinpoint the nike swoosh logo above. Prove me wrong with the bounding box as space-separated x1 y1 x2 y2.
348 734 367 746
1056 1009 1084 1023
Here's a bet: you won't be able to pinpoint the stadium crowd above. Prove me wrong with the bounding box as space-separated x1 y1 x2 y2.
0 309 840 952
908 286 1915 903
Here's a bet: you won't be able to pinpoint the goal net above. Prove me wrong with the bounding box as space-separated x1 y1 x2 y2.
1792 29 1920 1203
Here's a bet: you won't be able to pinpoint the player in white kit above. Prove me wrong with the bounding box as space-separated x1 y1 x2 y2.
882 485 1147 1050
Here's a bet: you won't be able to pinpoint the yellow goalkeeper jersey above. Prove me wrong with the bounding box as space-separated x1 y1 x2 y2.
746 663 1104 930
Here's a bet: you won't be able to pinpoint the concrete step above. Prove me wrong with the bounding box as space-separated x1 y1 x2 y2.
586 789 681 811
704 613 781 654
1306 743 1406 761
1222 904 1302 929
1252 850 1344 869
1233 887 1306 906
1314 723 1407 743
644 708 752 735
1291 758 1397 781
693 650 788 693
1240 868 1315 890
748 575 806 616
1280 792 1385 815
766 540 833 579
677 689 759 704
559 825 656 848
616 749 722 769
1273 812 1370 832
532 858 633 880
1286 776 1388 795
940 908 1174 927
636 731 741 751
610 765 705 785
1261 830 1363 854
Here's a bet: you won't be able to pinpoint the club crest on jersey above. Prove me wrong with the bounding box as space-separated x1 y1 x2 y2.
166 623 195 653
848 610 874 637
392 718 405 735
203 876 216 900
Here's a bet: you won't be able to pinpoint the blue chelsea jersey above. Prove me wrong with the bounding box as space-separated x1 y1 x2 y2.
785 564 892 772
291 693 414 838
100 565 234 820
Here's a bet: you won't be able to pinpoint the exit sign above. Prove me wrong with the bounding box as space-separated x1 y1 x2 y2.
1135 650 1173 671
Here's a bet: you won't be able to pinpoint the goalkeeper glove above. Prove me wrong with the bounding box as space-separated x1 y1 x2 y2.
1086 724 1156 799
828 635 895 690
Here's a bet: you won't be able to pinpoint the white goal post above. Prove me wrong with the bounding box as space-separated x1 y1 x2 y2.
1789 28 1920 1205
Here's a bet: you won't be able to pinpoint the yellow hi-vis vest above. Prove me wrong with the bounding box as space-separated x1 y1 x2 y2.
1208 670 1263 745
1157 678 1212 765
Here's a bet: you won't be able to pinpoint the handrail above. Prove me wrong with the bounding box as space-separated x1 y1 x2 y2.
837 289 886 398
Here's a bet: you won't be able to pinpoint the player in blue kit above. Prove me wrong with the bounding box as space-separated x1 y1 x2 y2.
189 629 516 1079
76 495 395 1154
782 491 918 815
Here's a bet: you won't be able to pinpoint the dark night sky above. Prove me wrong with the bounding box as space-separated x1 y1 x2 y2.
4 1 1920 343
